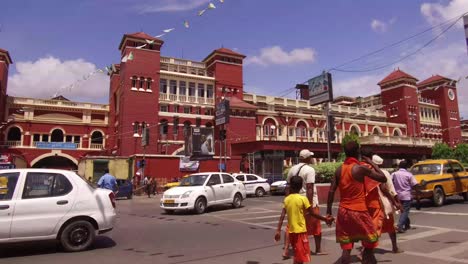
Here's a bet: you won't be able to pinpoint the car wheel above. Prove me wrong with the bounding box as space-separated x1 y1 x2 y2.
60 220 96 252
194 197 207 214
232 193 242 208
433 187 445 207
127 193 133 199
255 187 265 197
165 209 175 215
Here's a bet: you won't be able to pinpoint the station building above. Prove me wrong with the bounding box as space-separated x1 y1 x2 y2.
0 32 464 182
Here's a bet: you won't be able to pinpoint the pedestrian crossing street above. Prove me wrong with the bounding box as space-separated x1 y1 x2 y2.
207 201 468 264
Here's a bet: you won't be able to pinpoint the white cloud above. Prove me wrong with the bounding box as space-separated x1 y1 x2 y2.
8 56 109 102
334 42 468 118
136 0 210 13
370 18 397 33
371 19 388 33
245 46 316 66
421 0 468 26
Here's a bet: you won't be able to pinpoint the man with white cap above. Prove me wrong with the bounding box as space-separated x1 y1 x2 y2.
283 149 324 258
372 154 403 253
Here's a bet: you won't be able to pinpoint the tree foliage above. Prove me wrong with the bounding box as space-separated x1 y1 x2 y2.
431 143 454 159
341 133 360 148
453 143 468 164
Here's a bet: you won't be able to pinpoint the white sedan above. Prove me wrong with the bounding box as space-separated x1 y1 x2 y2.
160 172 246 214
270 180 288 195
0 169 116 252
233 173 270 197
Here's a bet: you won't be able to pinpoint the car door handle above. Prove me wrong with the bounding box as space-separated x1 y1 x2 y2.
0 205 9 210
57 200 68 205
220 185 224 188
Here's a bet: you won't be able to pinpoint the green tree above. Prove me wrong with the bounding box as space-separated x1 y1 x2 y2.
431 143 454 159
337 133 361 161
453 143 468 164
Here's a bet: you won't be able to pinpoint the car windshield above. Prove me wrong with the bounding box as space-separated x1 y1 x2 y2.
179 174 209 186
411 164 442 175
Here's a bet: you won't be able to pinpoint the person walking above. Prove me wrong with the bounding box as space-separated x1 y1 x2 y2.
284 149 325 258
392 160 420 233
97 169 117 192
145 177 152 198
274 176 334 264
151 178 158 195
372 155 404 253
326 141 387 264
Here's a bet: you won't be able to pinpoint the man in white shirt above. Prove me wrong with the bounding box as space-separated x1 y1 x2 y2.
284 149 324 256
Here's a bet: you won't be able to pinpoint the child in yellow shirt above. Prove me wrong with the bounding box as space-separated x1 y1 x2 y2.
275 176 334 264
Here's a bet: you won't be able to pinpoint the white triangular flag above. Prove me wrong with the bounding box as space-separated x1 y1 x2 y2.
208 2 216 9
155 33 165 38
184 20 190 28
128 52 134 61
121 55 128 63
163 28 175 33
198 9 206 16
136 44 147 49
145 39 155 44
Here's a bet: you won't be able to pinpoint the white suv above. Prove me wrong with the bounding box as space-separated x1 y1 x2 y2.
0 169 116 252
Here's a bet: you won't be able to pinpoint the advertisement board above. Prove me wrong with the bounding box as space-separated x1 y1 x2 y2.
179 157 200 172
215 100 230 126
308 72 333 106
189 127 215 160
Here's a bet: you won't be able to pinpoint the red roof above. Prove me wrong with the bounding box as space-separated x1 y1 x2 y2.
378 69 417 85
0 48 13 64
227 96 257 110
418 75 451 87
203 48 246 62
118 32 164 50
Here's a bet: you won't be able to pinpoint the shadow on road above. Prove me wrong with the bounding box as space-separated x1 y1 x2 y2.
414 195 466 209
0 236 116 258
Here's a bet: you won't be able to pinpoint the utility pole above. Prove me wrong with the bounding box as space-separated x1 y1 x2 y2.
224 125 227 172
326 102 331 162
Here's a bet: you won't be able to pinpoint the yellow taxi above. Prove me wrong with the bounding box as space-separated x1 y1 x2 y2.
410 159 468 206
163 175 189 191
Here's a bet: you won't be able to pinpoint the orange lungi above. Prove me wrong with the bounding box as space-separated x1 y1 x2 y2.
381 214 396 234
289 232 311 263
368 207 384 237
305 206 322 236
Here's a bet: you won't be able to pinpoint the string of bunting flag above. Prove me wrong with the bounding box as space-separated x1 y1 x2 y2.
52 0 226 98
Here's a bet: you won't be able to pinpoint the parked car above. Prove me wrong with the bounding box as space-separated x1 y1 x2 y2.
0 169 116 252
270 180 287 195
160 172 246 214
163 175 189 191
233 173 270 197
116 179 133 199
410 159 468 206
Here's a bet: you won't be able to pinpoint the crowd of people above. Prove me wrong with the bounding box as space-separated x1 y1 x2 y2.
275 141 421 264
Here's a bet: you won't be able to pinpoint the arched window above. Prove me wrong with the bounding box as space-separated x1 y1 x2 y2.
131 76 137 88
7 127 21 141
393 128 402 137
263 118 276 136
296 121 307 138
372 127 382 135
160 119 169 135
51 129 64 142
350 125 360 136
147 78 152 90
139 77 145 89
91 131 104 144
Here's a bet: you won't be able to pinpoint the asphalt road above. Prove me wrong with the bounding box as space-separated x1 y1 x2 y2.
1 194 468 264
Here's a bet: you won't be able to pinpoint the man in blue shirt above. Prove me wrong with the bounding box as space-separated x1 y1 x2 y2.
97 169 117 191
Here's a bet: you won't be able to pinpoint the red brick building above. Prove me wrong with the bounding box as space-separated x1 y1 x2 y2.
0 32 463 181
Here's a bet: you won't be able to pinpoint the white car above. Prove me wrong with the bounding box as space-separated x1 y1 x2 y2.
0 169 116 252
270 180 288 195
233 173 270 197
160 172 246 214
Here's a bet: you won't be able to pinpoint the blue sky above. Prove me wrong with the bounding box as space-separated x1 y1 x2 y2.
1 0 467 117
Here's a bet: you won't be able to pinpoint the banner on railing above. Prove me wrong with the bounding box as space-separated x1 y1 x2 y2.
36 142 77 150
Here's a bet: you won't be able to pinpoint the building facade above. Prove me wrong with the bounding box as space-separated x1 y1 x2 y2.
0 32 463 182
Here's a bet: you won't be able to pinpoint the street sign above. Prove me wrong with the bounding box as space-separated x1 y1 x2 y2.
36 142 77 150
141 127 149 147
215 100 230 126
308 71 333 106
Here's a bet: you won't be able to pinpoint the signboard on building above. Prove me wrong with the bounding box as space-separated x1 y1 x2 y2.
179 157 199 172
36 142 77 150
215 100 230 126
308 71 333 106
189 127 214 160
